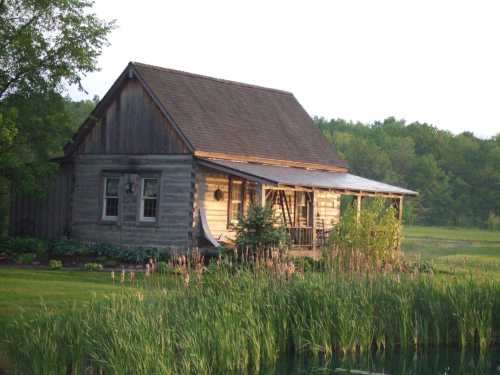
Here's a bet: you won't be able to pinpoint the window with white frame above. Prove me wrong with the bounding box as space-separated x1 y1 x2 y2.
102 177 119 220
140 178 159 222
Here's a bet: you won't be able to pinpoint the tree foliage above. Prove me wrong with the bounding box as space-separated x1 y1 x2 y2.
0 0 112 193
235 204 287 256
316 117 500 227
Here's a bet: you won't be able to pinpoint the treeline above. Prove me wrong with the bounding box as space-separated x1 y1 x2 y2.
315 117 500 228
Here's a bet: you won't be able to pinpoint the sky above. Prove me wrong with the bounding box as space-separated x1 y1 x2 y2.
70 0 500 138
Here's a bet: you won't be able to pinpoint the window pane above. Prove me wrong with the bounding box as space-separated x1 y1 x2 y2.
143 198 157 218
106 178 119 196
105 197 118 217
231 181 242 201
143 179 159 198
231 202 242 221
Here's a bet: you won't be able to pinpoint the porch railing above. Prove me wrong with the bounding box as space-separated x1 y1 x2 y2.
285 226 332 249
286 227 314 249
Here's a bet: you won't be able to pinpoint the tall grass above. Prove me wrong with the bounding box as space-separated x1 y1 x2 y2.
2 266 499 375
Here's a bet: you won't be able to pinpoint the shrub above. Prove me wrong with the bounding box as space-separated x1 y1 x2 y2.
103 259 119 268
16 253 36 265
9 237 47 257
326 198 402 271
0 237 10 253
89 243 121 258
486 212 500 231
83 263 103 272
50 240 89 257
96 255 108 263
49 259 63 270
235 204 287 257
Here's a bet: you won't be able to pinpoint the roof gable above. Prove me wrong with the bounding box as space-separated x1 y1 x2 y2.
67 62 347 170
132 62 347 170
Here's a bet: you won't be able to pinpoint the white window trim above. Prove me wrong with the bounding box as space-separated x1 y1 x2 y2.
102 177 119 221
140 178 159 222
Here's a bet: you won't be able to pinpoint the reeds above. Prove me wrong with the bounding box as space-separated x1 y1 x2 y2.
2 264 499 375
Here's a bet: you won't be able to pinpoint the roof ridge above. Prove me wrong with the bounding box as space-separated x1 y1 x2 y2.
131 61 293 96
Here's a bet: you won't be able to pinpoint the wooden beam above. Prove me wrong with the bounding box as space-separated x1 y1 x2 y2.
278 191 288 227
334 189 404 199
312 189 317 251
281 191 293 227
356 194 362 223
398 196 404 222
257 183 266 208
194 151 348 173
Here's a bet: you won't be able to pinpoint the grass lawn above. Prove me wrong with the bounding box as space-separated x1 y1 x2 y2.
0 268 121 328
403 225 500 280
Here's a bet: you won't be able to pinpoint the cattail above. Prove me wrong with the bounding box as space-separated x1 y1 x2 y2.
129 271 135 283
145 263 150 277
120 269 125 284
195 265 203 284
111 270 115 283
149 258 155 273
285 261 295 280
136 291 144 302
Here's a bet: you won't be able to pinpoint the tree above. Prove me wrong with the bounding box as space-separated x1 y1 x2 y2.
0 0 112 187
0 0 113 100
0 0 113 234
314 117 500 227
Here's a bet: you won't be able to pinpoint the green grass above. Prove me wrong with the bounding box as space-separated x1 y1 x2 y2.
1 270 499 374
0 269 121 328
403 225 500 280
405 225 500 242
0 226 499 373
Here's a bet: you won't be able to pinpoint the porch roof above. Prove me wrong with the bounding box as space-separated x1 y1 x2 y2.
198 159 418 196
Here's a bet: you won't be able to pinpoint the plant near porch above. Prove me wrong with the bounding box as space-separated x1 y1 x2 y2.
235 204 287 258
326 198 402 272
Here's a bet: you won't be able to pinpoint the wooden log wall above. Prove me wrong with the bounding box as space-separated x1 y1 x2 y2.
71 154 195 250
315 190 341 229
194 167 257 244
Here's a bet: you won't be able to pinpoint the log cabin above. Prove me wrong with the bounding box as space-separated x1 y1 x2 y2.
10 62 417 254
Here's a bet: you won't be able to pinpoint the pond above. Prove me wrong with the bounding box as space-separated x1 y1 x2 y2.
262 348 500 374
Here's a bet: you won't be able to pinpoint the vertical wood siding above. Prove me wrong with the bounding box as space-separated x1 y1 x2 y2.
10 163 73 239
77 79 189 154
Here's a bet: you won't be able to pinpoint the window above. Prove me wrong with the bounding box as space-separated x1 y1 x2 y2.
229 179 244 226
103 177 119 220
140 178 159 222
296 192 310 226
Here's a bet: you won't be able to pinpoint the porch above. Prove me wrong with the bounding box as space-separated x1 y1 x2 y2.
197 158 417 252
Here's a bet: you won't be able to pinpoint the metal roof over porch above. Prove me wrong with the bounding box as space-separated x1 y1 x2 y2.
198 158 417 196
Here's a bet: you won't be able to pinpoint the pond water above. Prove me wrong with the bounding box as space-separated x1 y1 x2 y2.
261 348 500 374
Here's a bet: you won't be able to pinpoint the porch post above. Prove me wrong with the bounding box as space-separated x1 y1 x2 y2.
356 194 362 223
312 188 317 251
398 196 404 222
257 183 266 208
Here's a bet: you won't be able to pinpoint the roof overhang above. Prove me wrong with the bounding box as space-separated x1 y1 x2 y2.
198 158 418 197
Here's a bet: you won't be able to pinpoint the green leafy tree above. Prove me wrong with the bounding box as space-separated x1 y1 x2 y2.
0 0 113 233
0 0 113 188
315 117 500 227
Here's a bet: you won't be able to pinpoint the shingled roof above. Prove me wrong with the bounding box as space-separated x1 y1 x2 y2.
131 62 347 169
